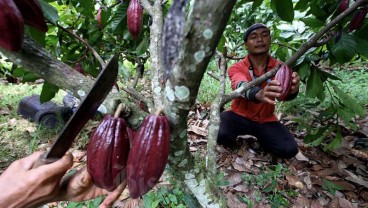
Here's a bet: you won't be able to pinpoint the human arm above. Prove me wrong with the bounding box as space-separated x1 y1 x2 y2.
0 151 73 208
0 152 125 208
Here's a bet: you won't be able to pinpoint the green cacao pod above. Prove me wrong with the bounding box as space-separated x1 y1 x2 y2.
127 0 143 39
13 0 48 32
275 64 292 101
126 114 170 198
87 115 130 191
0 0 24 51
349 7 368 32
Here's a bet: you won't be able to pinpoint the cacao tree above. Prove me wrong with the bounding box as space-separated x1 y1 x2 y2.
0 0 367 206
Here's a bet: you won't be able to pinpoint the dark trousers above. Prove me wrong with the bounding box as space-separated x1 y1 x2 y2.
217 111 298 158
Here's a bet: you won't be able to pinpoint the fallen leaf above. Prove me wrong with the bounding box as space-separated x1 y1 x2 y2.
226 192 247 208
291 194 311 208
285 173 304 189
344 170 368 189
338 197 354 208
295 151 309 162
303 174 313 189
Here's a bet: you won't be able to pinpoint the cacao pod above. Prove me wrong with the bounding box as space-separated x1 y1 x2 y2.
126 114 170 198
338 0 349 13
275 64 292 101
13 0 48 32
349 7 368 32
87 115 130 191
96 8 102 30
127 0 143 39
0 0 24 51
74 62 85 75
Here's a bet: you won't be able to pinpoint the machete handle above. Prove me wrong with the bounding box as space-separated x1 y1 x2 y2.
32 152 59 169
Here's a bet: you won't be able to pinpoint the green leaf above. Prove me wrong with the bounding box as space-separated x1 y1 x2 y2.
319 69 341 82
25 26 46 46
323 128 343 151
309 126 335 147
354 37 368 58
39 0 59 25
331 33 357 64
252 0 263 12
296 62 310 82
274 0 294 22
217 35 226 52
22 71 39 82
304 126 329 144
331 82 365 116
183 193 198 208
135 37 149 55
40 82 59 103
306 67 324 99
110 4 128 35
295 0 310 11
322 179 344 195
301 18 325 28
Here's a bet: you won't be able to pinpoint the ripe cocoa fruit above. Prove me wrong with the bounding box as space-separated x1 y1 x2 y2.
87 111 130 191
12 0 48 32
275 64 292 101
337 0 349 13
96 8 102 30
349 7 368 32
127 0 143 39
126 113 170 198
0 0 24 51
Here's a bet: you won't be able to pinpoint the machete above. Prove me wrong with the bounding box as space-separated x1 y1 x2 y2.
33 54 119 167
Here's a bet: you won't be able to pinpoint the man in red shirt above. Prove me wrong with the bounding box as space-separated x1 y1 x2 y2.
217 23 300 158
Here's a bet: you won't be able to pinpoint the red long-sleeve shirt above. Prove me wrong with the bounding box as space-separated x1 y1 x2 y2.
228 55 280 123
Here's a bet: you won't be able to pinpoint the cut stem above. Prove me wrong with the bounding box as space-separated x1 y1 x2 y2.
114 103 124 118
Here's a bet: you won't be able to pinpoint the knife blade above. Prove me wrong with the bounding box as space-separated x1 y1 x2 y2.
33 54 119 167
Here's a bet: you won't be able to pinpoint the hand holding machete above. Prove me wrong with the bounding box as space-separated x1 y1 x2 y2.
0 55 124 208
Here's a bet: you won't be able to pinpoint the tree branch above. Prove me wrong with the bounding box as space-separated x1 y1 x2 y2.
140 0 154 15
56 23 106 69
0 36 118 114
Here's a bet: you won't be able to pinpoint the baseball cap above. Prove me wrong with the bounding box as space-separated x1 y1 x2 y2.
243 23 270 42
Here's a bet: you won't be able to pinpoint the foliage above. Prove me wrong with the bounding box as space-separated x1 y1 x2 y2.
58 196 104 208
142 186 187 208
240 164 297 208
321 179 344 195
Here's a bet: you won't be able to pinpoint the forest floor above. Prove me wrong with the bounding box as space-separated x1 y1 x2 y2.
0 72 368 207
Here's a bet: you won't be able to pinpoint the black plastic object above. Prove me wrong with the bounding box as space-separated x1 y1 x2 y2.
17 95 73 128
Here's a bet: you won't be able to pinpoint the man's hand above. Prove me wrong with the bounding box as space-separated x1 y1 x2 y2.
255 80 282 105
56 168 126 208
290 72 300 94
0 151 73 208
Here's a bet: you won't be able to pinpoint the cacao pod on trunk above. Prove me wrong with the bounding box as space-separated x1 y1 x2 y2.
126 114 170 198
0 0 24 51
275 64 292 101
338 0 349 13
13 0 48 32
349 7 368 32
127 0 143 39
87 115 130 191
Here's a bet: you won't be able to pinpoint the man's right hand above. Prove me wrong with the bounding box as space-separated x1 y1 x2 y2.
255 80 282 105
